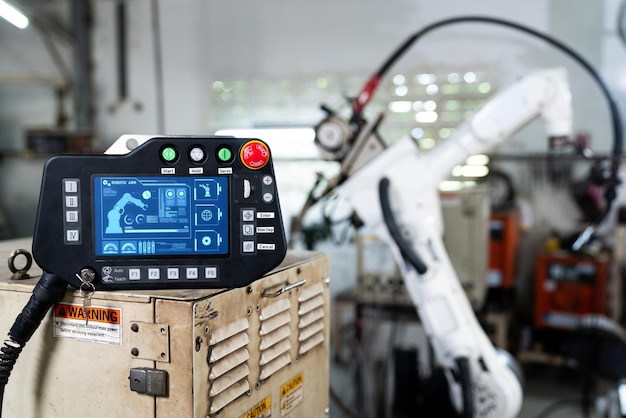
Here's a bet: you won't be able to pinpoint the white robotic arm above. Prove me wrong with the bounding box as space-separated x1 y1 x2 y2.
326 68 573 417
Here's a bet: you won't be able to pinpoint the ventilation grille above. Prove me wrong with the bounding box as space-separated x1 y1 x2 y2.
298 282 326 355
208 317 251 415
259 298 292 380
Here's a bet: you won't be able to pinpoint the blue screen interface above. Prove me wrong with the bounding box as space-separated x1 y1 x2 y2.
93 176 229 257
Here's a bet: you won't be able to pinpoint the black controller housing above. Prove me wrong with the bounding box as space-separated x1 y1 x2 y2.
32 136 287 290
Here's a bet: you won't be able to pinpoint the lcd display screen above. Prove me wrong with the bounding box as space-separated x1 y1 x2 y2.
93 176 229 257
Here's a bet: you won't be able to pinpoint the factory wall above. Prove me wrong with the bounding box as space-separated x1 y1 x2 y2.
0 0 623 250
90 0 615 150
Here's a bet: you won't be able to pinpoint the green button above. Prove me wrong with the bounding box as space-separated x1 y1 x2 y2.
217 147 232 162
161 146 178 162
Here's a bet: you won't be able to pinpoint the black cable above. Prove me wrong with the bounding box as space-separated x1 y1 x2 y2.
116 0 128 101
0 272 68 417
618 0 626 49
151 0 166 133
378 177 427 274
301 16 623 249
455 357 474 418
369 16 622 145
356 16 623 241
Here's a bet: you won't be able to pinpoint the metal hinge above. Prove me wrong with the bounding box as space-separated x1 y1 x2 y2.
129 321 170 362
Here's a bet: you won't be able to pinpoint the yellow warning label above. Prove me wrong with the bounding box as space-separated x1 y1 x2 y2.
54 303 121 324
240 396 271 418
280 373 303 397
280 373 303 417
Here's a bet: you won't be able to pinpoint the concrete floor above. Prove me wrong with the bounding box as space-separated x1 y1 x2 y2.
329 348 619 418
518 360 623 418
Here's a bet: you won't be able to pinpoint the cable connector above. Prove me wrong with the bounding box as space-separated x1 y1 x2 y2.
0 271 67 416
8 272 67 344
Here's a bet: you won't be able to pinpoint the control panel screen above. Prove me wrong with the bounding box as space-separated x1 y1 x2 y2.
93 176 229 257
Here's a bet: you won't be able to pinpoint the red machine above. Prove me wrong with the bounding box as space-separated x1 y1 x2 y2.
488 210 521 289
534 251 610 329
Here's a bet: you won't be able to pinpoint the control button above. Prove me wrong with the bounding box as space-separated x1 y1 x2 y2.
242 241 255 253
65 196 78 208
217 146 233 163
243 224 254 236
205 267 217 279
167 268 179 279
66 211 79 222
62 178 81 245
160 145 178 163
189 146 205 163
242 209 255 222
240 140 270 170
129 269 141 280
186 267 198 279
64 180 78 193
243 179 251 198
148 268 161 280
262 175 273 186
66 230 80 242
263 192 273 203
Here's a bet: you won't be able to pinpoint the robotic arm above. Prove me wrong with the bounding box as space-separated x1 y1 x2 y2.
105 192 148 234
339 67 572 244
318 68 573 418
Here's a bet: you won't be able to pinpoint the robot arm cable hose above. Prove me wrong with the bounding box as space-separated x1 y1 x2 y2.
378 177 475 416
378 177 428 274
366 16 623 151
0 271 67 417
456 356 474 418
356 15 623 247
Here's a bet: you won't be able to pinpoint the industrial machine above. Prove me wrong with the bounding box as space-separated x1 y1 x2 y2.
0 239 330 418
356 187 490 308
330 66 569 418
33 135 287 291
534 251 611 329
0 135 330 417
293 16 623 418
487 210 521 289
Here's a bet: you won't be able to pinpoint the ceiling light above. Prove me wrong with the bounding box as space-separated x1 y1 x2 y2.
0 0 29 29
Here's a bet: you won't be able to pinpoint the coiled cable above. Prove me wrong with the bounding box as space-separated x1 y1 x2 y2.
0 271 67 417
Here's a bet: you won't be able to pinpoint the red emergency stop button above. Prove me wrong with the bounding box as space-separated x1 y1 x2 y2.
240 140 270 170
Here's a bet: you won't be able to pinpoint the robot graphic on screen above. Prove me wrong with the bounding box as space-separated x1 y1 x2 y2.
105 192 148 234
199 183 212 198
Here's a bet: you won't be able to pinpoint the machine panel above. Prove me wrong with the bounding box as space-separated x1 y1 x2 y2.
0 238 329 418
534 252 610 329
32 136 287 290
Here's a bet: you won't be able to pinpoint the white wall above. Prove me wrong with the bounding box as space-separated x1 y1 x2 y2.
90 1 613 145
0 0 624 239
0 0 609 150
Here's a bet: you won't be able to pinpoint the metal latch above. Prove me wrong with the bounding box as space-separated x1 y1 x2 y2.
129 368 168 396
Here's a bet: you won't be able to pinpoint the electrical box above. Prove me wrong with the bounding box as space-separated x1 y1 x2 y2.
441 188 490 307
355 187 490 308
487 210 520 289
534 251 610 329
0 238 329 418
355 229 410 306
